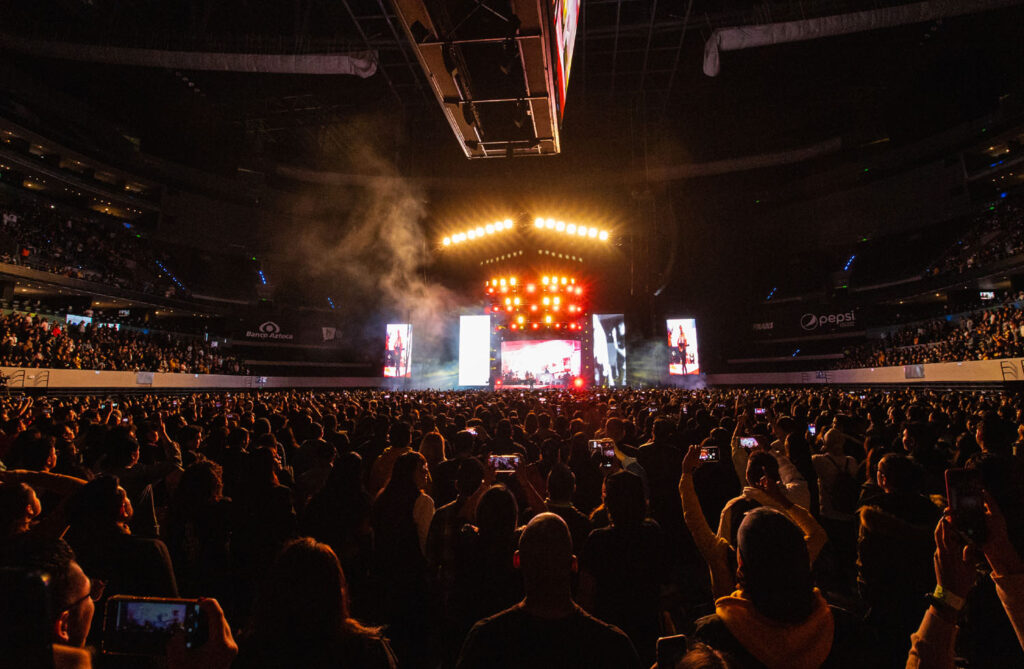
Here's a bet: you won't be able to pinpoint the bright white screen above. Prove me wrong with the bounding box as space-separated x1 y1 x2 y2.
499 339 581 388
666 318 700 375
459 315 491 386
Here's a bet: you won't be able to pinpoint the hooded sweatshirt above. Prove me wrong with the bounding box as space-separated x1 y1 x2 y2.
714 588 834 669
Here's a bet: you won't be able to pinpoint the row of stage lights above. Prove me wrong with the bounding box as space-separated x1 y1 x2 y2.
534 218 609 241
509 321 582 331
443 219 515 246
494 297 582 312
440 218 611 247
485 276 583 294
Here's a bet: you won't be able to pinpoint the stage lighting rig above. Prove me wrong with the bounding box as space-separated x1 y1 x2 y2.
443 218 515 246
533 217 610 242
440 214 613 253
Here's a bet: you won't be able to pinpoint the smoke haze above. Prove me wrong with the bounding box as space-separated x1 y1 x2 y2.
275 120 463 388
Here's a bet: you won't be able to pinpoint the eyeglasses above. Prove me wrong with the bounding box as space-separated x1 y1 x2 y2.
62 579 106 612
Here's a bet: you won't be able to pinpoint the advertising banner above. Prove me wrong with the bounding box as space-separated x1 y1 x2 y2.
752 306 870 339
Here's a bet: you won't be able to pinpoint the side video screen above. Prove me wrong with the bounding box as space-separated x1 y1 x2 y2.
666 318 700 375
384 323 412 378
592 314 626 386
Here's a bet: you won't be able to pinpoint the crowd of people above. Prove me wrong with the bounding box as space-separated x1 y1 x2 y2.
929 200 1024 277
0 386 1022 669
838 295 1024 369
0 198 182 297
0 312 245 374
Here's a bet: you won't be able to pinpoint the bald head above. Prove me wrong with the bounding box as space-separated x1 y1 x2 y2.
517 513 574 597
519 513 572 565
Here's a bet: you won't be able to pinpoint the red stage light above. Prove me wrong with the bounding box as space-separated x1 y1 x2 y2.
575 287 582 295
526 284 535 292
511 324 517 329
573 377 584 388
532 323 539 330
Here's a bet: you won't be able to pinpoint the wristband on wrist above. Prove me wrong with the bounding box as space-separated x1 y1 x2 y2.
931 584 967 612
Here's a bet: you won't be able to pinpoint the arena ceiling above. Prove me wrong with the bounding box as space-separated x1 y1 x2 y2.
1 0 1024 180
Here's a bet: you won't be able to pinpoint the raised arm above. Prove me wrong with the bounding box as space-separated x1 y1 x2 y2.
0 470 87 496
776 454 810 510
155 413 183 466
682 445 739 598
906 515 974 669
679 446 727 564
515 462 547 517
459 461 497 522
982 493 1024 650
0 470 88 539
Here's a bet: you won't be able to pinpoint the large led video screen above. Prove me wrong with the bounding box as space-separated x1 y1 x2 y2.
384 323 412 378
552 0 580 120
593 314 626 387
500 339 581 388
459 315 491 386
667 318 700 375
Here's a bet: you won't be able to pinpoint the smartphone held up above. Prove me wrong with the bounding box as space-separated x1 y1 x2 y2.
589 438 617 469
487 454 521 474
103 596 207 656
698 446 719 463
945 468 988 545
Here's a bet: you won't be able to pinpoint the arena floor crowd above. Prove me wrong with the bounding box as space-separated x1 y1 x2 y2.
1 387 1023 668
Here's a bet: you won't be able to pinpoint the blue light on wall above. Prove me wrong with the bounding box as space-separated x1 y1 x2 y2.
155 260 186 291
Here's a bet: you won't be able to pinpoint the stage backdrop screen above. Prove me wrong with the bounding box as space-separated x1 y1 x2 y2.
592 314 626 386
500 339 581 388
666 318 700 375
384 323 412 378
459 315 491 386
